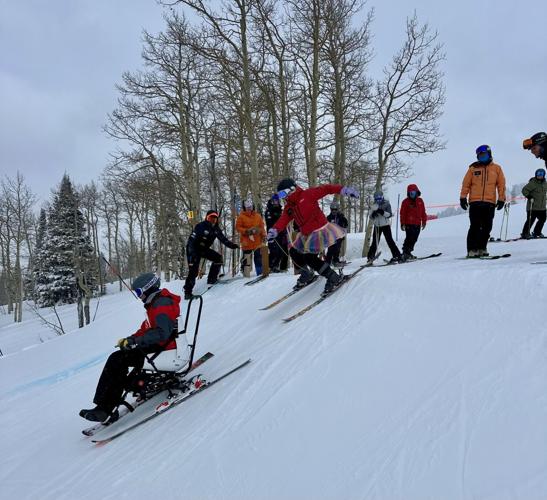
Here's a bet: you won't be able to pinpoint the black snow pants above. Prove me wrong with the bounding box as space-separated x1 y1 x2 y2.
367 225 401 260
325 238 345 264
402 225 421 255
184 248 223 293
522 210 546 237
467 201 495 251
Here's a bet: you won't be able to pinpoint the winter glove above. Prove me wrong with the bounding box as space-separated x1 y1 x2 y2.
376 208 384 215
370 210 378 218
116 337 136 351
459 198 468 211
228 242 239 250
267 228 278 241
340 186 359 198
496 200 505 211
421 222 426 230
401 224 406 231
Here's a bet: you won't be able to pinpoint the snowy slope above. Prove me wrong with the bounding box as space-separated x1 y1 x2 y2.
1 202 547 500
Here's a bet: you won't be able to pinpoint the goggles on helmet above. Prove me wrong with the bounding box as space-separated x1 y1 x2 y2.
134 275 159 299
536 169 546 178
277 186 296 199
477 152 491 162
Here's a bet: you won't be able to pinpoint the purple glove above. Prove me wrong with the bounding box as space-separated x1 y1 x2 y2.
267 228 278 241
341 186 359 198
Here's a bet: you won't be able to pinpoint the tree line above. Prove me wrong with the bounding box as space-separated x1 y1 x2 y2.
0 0 445 325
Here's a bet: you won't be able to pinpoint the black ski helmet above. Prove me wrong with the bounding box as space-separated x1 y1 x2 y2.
132 272 161 300
523 132 547 149
276 178 297 193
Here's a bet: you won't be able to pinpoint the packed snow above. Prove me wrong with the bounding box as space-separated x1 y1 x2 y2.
1 202 546 500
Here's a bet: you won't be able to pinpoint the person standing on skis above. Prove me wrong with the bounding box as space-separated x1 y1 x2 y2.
459 145 506 257
399 184 428 260
521 168 547 239
184 210 238 299
325 200 349 266
267 179 359 294
523 132 547 168
80 273 181 422
235 200 267 277
367 191 402 264
265 194 289 272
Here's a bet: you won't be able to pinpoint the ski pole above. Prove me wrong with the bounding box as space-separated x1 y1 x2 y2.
498 203 507 240
100 254 138 299
526 199 533 237
505 203 510 240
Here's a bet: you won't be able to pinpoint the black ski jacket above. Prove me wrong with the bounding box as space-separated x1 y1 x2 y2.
327 211 349 229
265 200 283 230
186 220 237 257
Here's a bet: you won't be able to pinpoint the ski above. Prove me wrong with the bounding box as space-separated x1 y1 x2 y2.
90 359 251 444
530 261 547 265
456 253 511 260
376 252 442 266
244 274 268 286
489 237 522 243
259 275 319 311
282 266 368 323
82 351 215 437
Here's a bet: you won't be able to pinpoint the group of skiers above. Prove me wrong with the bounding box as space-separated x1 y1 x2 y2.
80 131 546 425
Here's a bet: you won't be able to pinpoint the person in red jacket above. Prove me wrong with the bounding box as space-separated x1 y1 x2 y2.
267 178 359 294
79 273 182 423
399 184 427 260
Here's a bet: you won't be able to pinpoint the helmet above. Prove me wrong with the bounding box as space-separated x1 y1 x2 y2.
373 190 384 202
476 145 492 164
205 210 219 223
523 132 547 150
535 168 546 178
276 178 297 199
132 272 161 300
330 201 340 210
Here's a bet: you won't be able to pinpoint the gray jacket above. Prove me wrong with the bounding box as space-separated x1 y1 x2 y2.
370 199 393 227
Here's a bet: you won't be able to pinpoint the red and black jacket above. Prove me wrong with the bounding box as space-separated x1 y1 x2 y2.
130 289 181 350
400 184 427 226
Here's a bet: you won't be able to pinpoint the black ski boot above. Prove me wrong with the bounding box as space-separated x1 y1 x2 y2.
320 264 343 294
293 268 315 290
79 406 118 423
184 291 194 300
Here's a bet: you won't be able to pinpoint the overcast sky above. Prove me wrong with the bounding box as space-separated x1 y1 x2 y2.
1 0 545 208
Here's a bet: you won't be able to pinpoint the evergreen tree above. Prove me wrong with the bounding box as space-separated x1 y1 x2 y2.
36 175 96 307
29 208 48 300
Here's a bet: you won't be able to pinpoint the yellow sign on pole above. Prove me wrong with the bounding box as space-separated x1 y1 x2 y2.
188 211 194 220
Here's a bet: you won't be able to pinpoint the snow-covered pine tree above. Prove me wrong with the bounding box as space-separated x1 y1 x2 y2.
29 208 48 301
36 175 96 320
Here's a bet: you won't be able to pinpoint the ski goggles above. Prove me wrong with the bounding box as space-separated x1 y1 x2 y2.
477 151 491 162
408 190 417 198
374 196 383 203
536 170 546 178
523 138 534 150
277 186 296 199
134 275 159 299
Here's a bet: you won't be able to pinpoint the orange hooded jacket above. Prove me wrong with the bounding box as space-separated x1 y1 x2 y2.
460 161 506 204
235 210 266 251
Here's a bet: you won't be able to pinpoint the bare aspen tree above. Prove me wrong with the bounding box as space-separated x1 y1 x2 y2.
362 14 445 256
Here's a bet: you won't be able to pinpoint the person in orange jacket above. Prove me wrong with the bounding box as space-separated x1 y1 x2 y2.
459 145 506 257
399 183 427 260
235 200 266 277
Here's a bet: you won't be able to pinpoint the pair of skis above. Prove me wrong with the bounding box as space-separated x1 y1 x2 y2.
379 252 443 266
83 353 251 444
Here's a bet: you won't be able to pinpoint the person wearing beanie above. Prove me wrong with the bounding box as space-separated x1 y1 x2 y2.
267 178 359 294
367 191 402 264
235 200 267 277
184 210 238 299
265 194 289 272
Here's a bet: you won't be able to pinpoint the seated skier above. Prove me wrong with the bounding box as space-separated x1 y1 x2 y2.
79 273 184 423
